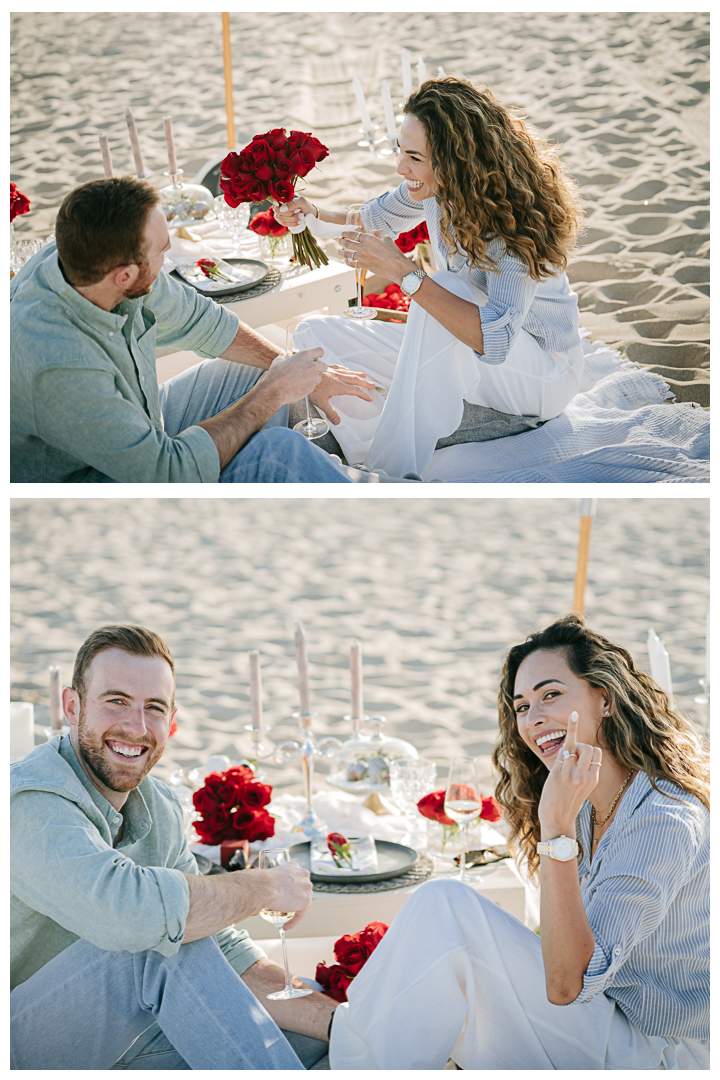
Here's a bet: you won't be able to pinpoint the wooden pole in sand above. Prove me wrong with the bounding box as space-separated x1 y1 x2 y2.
221 13 236 149
573 499 597 615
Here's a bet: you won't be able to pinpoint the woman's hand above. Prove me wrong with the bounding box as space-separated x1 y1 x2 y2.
538 712 602 837
274 197 312 229
339 229 416 284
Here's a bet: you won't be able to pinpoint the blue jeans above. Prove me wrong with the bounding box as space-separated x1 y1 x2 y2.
10 935 321 1070
158 358 351 484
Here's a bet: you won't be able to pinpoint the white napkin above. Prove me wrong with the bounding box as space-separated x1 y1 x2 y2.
310 834 379 876
163 220 265 273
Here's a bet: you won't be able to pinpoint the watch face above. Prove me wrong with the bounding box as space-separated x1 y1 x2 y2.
554 837 576 861
402 272 422 295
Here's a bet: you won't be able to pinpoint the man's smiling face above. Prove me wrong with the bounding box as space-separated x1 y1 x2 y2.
68 648 176 802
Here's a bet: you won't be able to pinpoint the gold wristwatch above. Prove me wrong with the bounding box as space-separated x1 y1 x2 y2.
400 268 427 296
537 835 579 862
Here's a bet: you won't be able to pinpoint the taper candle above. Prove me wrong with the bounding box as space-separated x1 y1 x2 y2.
352 76 373 133
49 666 63 730
163 115 178 176
294 621 311 715
350 641 363 720
381 81 397 141
124 106 145 177
417 57 427 86
98 134 113 178
249 651 263 730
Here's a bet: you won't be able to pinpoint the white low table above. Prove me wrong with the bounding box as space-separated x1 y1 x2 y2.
236 858 528 943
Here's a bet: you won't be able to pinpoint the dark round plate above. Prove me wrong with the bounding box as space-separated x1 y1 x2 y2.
288 839 419 886
172 257 269 298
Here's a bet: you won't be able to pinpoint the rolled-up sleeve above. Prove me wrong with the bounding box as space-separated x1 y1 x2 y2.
475 246 539 366
11 791 191 956
32 364 220 483
570 807 697 1006
360 184 427 239
150 270 240 358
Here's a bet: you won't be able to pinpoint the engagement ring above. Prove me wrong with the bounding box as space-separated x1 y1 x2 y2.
561 751 577 760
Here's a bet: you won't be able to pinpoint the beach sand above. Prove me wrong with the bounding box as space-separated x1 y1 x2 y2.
10 498 709 792
11 11 709 406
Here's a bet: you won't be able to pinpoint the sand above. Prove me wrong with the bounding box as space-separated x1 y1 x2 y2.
10 11 709 408
10 498 710 793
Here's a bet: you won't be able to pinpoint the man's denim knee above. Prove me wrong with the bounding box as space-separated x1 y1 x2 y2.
221 426 350 483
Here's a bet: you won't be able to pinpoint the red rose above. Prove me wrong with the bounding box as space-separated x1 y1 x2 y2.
288 148 316 178
287 130 310 150
333 935 370 975
246 139 275 167
395 222 430 253
211 779 242 808
327 832 348 847
481 795 502 823
273 157 293 180
357 921 388 952
249 209 288 237
262 128 289 152
224 765 254 787
417 790 454 827
268 178 295 203
10 182 31 222
192 788 219 816
230 807 275 842
304 136 329 163
314 962 354 1003
235 781 273 811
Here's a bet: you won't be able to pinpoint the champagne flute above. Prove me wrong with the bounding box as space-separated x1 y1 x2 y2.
444 757 482 883
342 204 377 319
258 848 313 1000
286 319 329 440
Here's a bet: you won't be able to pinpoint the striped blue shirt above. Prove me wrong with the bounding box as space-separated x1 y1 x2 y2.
360 183 581 366
574 771 709 1041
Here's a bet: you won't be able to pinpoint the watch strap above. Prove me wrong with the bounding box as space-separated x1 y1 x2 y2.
400 268 427 296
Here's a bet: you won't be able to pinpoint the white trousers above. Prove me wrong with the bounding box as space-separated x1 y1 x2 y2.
328 880 709 1071
307 270 584 476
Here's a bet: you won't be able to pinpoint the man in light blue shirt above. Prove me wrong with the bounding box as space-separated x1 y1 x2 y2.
10 177 375 483
10 624 337 1069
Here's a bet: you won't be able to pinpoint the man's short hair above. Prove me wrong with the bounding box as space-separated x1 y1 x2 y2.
72 625 175 703
55 177 161 286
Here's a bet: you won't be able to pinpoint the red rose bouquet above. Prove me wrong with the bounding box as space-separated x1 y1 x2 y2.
315 921 388 1002
11 182 31 223
394 222 429 253
192 765 275 845
418 788 502 851
220 128 329 269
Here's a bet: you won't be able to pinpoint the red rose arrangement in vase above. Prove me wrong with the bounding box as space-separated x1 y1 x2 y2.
315 921 388 1002
249 208 290 260
362 282 410 315
220 129 329 269
394 222 430 254
417 789 502 852
192 765 275 845
11 182 31 223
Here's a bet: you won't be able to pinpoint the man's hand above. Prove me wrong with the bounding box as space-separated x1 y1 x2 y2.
310 365 376 425
261 861 313 931
262 348 327 407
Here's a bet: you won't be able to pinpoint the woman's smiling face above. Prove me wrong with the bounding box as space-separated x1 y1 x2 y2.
396 113 437 200
513 648 609 770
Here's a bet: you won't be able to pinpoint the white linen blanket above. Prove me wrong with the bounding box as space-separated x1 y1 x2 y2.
423 334 709 484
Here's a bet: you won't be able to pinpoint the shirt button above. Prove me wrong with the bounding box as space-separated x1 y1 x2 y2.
109 331 114 337
613 947 621 956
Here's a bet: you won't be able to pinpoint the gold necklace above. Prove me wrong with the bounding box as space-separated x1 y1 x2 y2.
591 769 634 844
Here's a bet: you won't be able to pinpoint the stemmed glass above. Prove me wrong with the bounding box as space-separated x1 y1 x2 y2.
286 320 329 440
342 204 377 319
213 195 250 254
389 757 437 847
444 757 483 883
258 848 313 1000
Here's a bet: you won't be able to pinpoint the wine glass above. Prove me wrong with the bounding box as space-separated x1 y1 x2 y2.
258 848 313 1000
390 757 437 849
342 204 377 320
444 757 482 883
286 320 329 441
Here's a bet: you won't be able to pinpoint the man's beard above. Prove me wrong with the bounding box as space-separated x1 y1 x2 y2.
76 703 164 793
123 261 156 299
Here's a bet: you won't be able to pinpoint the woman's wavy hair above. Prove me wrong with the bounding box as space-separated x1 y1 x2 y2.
404 78 584 280
492 614 709 881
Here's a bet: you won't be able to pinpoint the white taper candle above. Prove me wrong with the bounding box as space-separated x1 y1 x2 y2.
294 621 311 715
352 76 373 133
10 703 35 761
401 49 413 98
249 651 263 730
381 81 397 141
124 106 145 177
49 666 63 730
417 57 427 86
163 115 178 175
705 610 710 684
98 134 113 178
350 641 363 720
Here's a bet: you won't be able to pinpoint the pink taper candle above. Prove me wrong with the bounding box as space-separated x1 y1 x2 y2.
49 666 63 730
163 115 178 176
249 651 263 731
294 621 311 715
350 641 363 720
124 106 145 177
98 134 113 178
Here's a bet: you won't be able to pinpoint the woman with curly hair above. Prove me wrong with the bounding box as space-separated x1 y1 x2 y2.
277 78 586 475
327 615 709 1069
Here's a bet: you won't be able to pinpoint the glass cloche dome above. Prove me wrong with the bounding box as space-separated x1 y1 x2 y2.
158 172 215 226
326 715 419 793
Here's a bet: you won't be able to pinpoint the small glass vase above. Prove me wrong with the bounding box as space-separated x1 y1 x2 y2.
259 233 291 266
